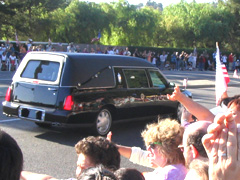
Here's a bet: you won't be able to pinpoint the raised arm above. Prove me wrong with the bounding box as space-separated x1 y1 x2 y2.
106 132 151 167
167 86 215 122
107 131 132 158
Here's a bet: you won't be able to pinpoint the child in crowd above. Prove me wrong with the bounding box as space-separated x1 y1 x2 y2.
9 52 17 71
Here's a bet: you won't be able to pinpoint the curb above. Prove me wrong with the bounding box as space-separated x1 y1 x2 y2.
179 83 239 89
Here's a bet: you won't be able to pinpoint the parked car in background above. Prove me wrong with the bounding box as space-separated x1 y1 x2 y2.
2 52 191 135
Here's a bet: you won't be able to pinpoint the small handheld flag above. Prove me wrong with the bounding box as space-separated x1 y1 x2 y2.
183 78 188 89
215 42 230 106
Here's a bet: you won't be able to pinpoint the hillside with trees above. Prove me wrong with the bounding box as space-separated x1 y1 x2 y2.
0 0 239 51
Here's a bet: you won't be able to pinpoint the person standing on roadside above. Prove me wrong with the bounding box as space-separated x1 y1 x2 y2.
159 51 168 70
198 54 205 71
147 51 152 63
228 53 234 71
123 47 131 56
178 51 185 71
171 52 177 70
133 48 140 57
222 54 228 68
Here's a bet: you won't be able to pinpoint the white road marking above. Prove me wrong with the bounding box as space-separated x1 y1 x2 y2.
0 119 21 123
193 99 203 102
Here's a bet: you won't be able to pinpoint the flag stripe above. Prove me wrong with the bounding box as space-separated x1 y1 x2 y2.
215 44 230 106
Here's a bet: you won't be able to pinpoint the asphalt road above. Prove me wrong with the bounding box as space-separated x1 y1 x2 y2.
0 70 239 179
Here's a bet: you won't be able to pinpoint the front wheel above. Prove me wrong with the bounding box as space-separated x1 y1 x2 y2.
94 108 112 136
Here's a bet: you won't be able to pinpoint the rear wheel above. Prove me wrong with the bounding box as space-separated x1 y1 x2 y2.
35 122 51 128
94 108 112 136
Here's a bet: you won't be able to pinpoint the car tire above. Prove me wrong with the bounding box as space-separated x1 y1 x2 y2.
35 122 51 128
94 108 112 136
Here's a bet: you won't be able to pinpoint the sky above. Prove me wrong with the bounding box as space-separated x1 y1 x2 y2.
84 0 217 8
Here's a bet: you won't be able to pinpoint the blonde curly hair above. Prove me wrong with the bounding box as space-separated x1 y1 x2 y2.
141 118 185 165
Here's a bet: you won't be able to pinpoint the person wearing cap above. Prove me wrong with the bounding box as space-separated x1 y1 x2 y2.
235 59 240 71
27 39 33 51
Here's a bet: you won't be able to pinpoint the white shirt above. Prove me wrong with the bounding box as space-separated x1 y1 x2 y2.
1 54 7 61
152 57 157 65
9 55 17 64
160 54 168 62
123 51 131 56
222 55 227 63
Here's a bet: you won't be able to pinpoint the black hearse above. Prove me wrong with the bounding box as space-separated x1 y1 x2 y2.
2 52 191 135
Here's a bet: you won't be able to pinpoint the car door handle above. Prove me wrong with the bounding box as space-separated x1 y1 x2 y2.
48 88 57 91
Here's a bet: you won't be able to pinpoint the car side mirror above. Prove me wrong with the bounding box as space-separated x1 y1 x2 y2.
168 82 175 88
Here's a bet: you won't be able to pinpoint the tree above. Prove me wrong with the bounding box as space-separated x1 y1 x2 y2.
225 0 240 51
161 1 234 49
50 0 111 43
0 1 24 39
1 0 69 41
100 1 162 46
146 0 163 11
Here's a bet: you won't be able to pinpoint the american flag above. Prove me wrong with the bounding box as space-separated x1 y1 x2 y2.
91 30 101 43
215 43 230 106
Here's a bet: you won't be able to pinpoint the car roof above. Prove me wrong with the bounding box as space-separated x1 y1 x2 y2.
24 52 158 88
29 52 154 67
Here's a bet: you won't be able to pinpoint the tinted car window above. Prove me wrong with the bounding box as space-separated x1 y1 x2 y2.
21 60 60 81
114 68 127 88
149 70 166 88
124 69 149 88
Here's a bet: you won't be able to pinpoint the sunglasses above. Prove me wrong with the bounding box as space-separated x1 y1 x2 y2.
149 142 162 149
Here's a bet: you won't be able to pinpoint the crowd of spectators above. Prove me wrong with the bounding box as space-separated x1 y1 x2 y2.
0 39 239 73
0 81 240 179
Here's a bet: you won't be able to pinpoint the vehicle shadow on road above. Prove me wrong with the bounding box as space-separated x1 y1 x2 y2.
0 116 161 148
34 120 150 147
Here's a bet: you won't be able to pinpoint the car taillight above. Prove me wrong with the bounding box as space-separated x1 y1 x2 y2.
63 95 73 111
5 87 12 102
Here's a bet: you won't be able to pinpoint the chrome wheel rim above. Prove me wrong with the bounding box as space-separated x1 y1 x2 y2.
96 109 111 135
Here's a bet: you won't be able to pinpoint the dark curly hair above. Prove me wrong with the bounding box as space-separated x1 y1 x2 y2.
114 168 145 180
227 97 240 111
187 129 207 158
0 130 23 180
78 165 117 180
75 136 120 171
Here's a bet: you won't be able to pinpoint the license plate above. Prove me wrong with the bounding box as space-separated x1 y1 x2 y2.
18 106 45 121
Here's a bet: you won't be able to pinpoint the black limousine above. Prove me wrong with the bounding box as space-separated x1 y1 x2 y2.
2 52 191 135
